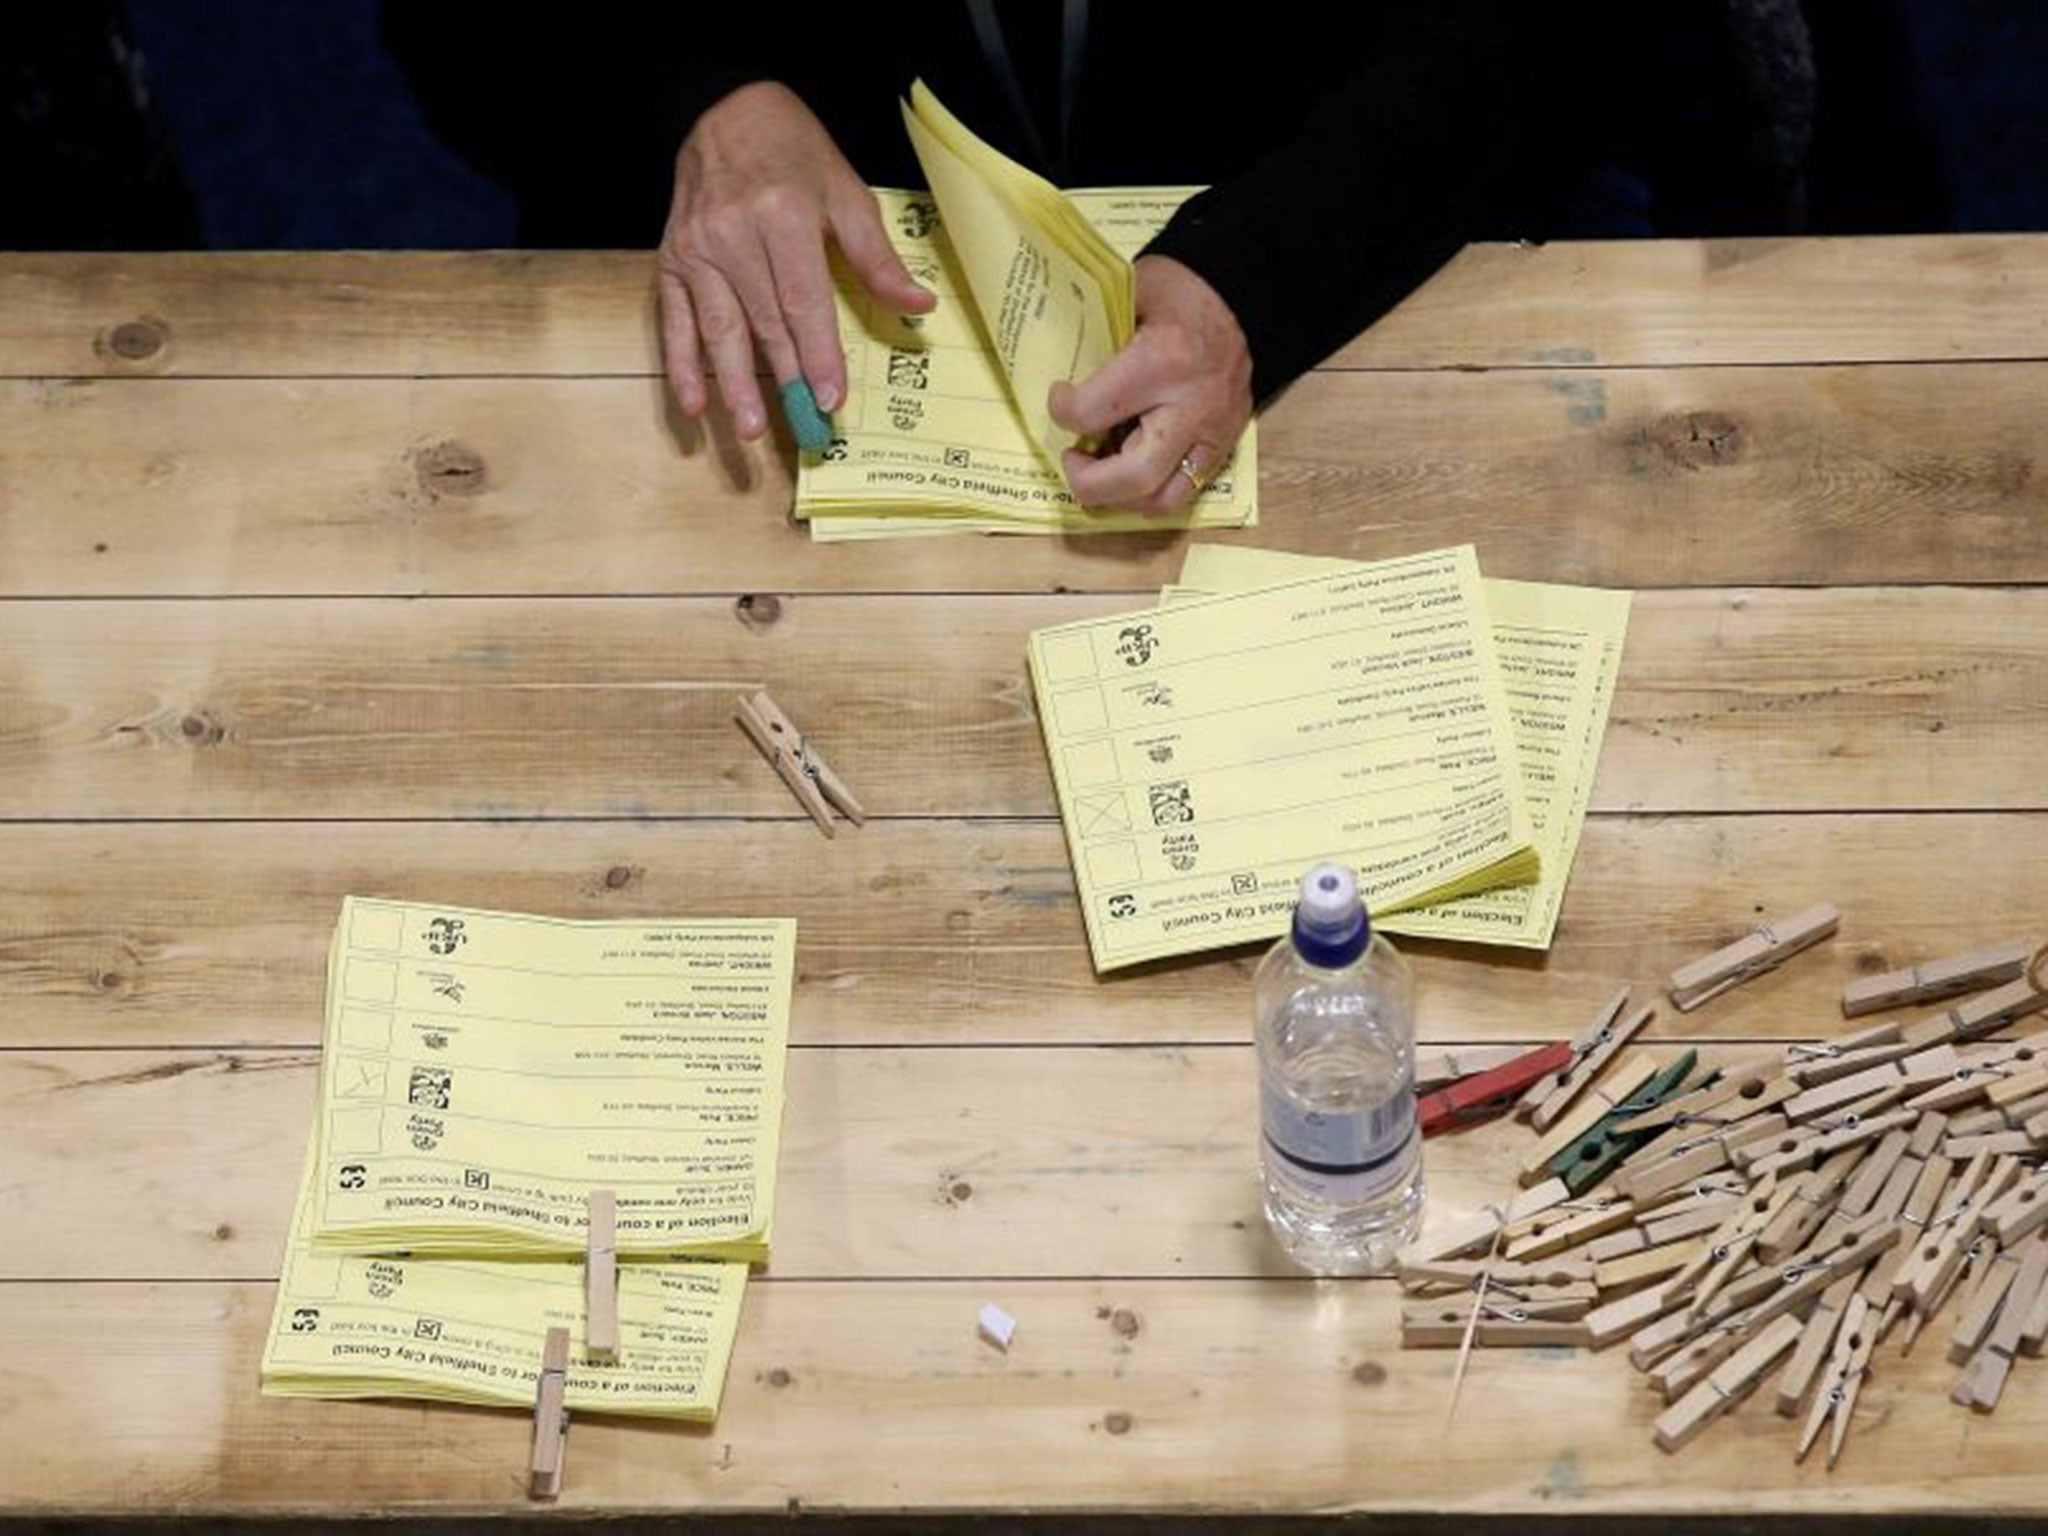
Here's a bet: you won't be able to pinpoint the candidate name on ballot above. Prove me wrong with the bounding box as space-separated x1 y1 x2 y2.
1028 545 1541 971
1173 545 1631 951
308 899 796 1260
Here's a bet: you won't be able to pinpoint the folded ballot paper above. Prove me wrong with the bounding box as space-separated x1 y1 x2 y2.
1028 544 1631 971
794 81 1257 540
260 899 795 1419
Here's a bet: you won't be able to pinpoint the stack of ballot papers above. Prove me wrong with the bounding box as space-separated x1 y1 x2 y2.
1027 545 1631 971
260 899 795 1421
794 80 1257 540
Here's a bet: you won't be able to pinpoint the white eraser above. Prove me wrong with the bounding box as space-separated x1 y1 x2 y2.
978 1302 1017 1350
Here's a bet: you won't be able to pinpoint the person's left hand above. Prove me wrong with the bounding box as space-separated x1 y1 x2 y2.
1047 254 1252 512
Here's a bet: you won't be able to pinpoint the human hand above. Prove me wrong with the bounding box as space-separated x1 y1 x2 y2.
1047 254 1252 512
658 80 936 437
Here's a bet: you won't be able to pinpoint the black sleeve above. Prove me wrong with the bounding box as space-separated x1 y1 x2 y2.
1141 3 1600 403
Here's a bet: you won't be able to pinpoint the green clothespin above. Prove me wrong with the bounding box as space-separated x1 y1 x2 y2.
1549 1051 1702 1196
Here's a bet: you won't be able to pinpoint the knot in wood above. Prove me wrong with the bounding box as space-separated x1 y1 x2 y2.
413 439 488 497
735 593 783 629
105 319 166 361
1648 409 1746 470
179 711 227 746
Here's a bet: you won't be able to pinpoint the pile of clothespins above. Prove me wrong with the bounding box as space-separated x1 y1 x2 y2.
1400 905 2048 1468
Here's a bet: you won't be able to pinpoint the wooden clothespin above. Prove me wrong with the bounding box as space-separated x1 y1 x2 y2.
1618 1056 1792 1137
1619 1112 1789 1205
1843 938 2034 1018
1503 1193 1637 1262
1516 988 1631 1122
1944 973 2048 1043
1401 1298 1592 1348
529 1326 571 1501
1795 1292 1874 1467
1776 1271 1865 1414
1596 1236 1708 1297
735 690 865 838
1668 903 1839 1013
1655 1313 1806 1452
1549 1051 1701 1196
1519 1051 1660 1187
1397 1255 1595 1293
586 1190 618 1363
1527 1003 1658 1133
1953 1233 2048 1411
1784 1061 1910 1124
1417 1039 1574 1138
1399 1178 1570 1265
1757 1142 1869 1262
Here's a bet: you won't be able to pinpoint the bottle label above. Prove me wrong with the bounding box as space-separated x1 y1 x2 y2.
1260 1080 1418 1205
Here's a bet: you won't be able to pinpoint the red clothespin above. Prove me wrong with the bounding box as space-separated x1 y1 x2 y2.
1419 1039 1575 1138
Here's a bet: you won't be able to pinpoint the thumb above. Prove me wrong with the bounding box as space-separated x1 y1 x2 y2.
827 185 937 313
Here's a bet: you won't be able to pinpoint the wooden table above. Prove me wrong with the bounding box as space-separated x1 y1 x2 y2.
4 238 2048 1525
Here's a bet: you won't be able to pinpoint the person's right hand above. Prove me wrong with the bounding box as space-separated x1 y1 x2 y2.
658 81 936 438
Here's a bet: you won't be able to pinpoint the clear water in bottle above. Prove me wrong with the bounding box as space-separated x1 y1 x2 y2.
1255 862 1424 1274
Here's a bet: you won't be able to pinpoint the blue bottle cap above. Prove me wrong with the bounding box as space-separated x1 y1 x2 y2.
1292 862 1368 967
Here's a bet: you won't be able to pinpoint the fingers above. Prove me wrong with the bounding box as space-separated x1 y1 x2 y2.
715 226 806 399
683 260 768 439
762 208 847 412
1061 409 1203 511
1048 339 1177 438
657 268 706 418
828 183 937 314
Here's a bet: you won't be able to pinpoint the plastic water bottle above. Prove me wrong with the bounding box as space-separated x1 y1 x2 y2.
1255 862 1424 1274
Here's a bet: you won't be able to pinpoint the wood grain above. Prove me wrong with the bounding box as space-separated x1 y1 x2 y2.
9 238 2048 1521
1 1275 2043 1514
2 815 2042 1050
2 590 2042 819
1332 235 2048 369
9 1044 1751 1282
10 238 2048 379
7 364 2048 597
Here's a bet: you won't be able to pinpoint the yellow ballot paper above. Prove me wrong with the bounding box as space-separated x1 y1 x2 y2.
901 79 1124 463
262 1147 747 1420
1175 545 1632 949
793 86 1257 539
306 899 794 1260
1028 545 1540 970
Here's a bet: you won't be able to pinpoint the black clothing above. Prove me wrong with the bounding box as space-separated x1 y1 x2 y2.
384 3 1942 403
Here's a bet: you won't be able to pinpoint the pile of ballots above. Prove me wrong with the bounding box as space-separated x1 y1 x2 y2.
1028 542 1630 971
795 82 1257 540
260 898 795 1422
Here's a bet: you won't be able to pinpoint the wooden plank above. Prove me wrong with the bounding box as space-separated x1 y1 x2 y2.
4 814 2045 1050
11 363 2048 597
3 589 2045 820
0 252 664 380
11 239 2048 379
0 1043 1745 1283
4 1275 2047 1514
1335 235 2048 370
